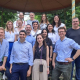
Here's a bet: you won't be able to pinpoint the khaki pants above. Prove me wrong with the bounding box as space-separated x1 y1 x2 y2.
32 59 48 80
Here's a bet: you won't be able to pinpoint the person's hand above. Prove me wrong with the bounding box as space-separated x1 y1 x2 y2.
0 65 5 71
52 61 55 68
9 67 12 73
27 69 31 77
49 58 52 62
47 68 49 74
65 58 73 62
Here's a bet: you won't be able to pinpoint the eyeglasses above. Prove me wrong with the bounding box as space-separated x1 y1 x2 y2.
58 31 66 33
72 21 79 23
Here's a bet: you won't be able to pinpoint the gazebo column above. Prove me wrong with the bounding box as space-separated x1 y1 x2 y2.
72 0 75 19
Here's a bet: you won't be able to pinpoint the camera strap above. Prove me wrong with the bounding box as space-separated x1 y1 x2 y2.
40 46 43 64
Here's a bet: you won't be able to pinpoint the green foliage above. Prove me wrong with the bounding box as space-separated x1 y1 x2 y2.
0 9 17 28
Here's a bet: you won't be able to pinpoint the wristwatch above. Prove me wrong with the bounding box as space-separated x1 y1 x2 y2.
72 57 75 61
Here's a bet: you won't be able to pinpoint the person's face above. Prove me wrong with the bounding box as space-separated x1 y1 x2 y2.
42 14 46 21
7 22 13 30
48 25 53 32
19 13 24 20
18 21 23 26
19 32 26 40
25 25 32 33
33 22 38 29
58 29 66 38
37 35 43 44
0 30 4 39
72 18 79 27
54 16 59 23
42 30 47 38
30 13 35 19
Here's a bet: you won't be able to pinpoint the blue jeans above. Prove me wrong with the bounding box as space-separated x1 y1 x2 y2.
11 63 29 80
71 49 80 80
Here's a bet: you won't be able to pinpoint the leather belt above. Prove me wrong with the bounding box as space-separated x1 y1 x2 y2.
14 63 27 65
57 61 70 65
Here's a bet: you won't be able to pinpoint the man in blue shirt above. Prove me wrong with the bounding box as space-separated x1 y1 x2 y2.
10 30 33 80
52 27 80 80
25 24 35 47
0 27 9 72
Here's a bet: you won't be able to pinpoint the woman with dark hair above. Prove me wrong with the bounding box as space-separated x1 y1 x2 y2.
46 24 57 49
32 34 49 80
53 15 66 40
41 29 53 76
40 14 49 30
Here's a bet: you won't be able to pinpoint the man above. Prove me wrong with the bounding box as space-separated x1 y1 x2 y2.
66 17 80 80
10 30 33 80
27 12 39 29
0 27 9 73
52 27 80 80
13 12 27 28
25 24 35 47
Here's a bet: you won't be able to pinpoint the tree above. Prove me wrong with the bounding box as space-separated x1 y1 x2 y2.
0 8 18 28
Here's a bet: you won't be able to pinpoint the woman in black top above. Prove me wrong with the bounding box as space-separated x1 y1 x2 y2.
41 29 53 76
32 34 49 80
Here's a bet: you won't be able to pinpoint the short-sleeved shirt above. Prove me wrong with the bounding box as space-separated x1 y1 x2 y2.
44 38 52 57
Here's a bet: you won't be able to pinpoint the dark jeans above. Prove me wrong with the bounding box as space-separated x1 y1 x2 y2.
11 63 29 80
71 49 80 80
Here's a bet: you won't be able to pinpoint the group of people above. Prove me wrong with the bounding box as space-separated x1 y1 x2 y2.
0 12 80 80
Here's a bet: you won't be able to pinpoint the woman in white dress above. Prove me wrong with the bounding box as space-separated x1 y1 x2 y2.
40 14 49 30
14 19 25 41
53 15 66 40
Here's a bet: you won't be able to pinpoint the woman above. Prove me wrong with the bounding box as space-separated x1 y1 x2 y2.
5 20 15 80
46 24 57 49
14 19 25 41
41 29 53 76
32 34 49 80
31 21 41 38
40 14 49 30
53 15 66 40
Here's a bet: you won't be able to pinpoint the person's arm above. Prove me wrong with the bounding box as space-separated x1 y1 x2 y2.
49 46 53 61
46 46 49 74
15 34 18 41
65 49 80 62
32 38 35 48
9 44 14 73
52 53 57 68
27 43 33 77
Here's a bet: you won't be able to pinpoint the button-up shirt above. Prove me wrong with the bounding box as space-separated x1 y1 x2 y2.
25 34 35 47
54 37 80 62
0 39 9 62
10 40 33 66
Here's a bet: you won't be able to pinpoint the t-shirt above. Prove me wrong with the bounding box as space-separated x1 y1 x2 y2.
48 33 57 44
66 28 80 45
44 38 52 57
